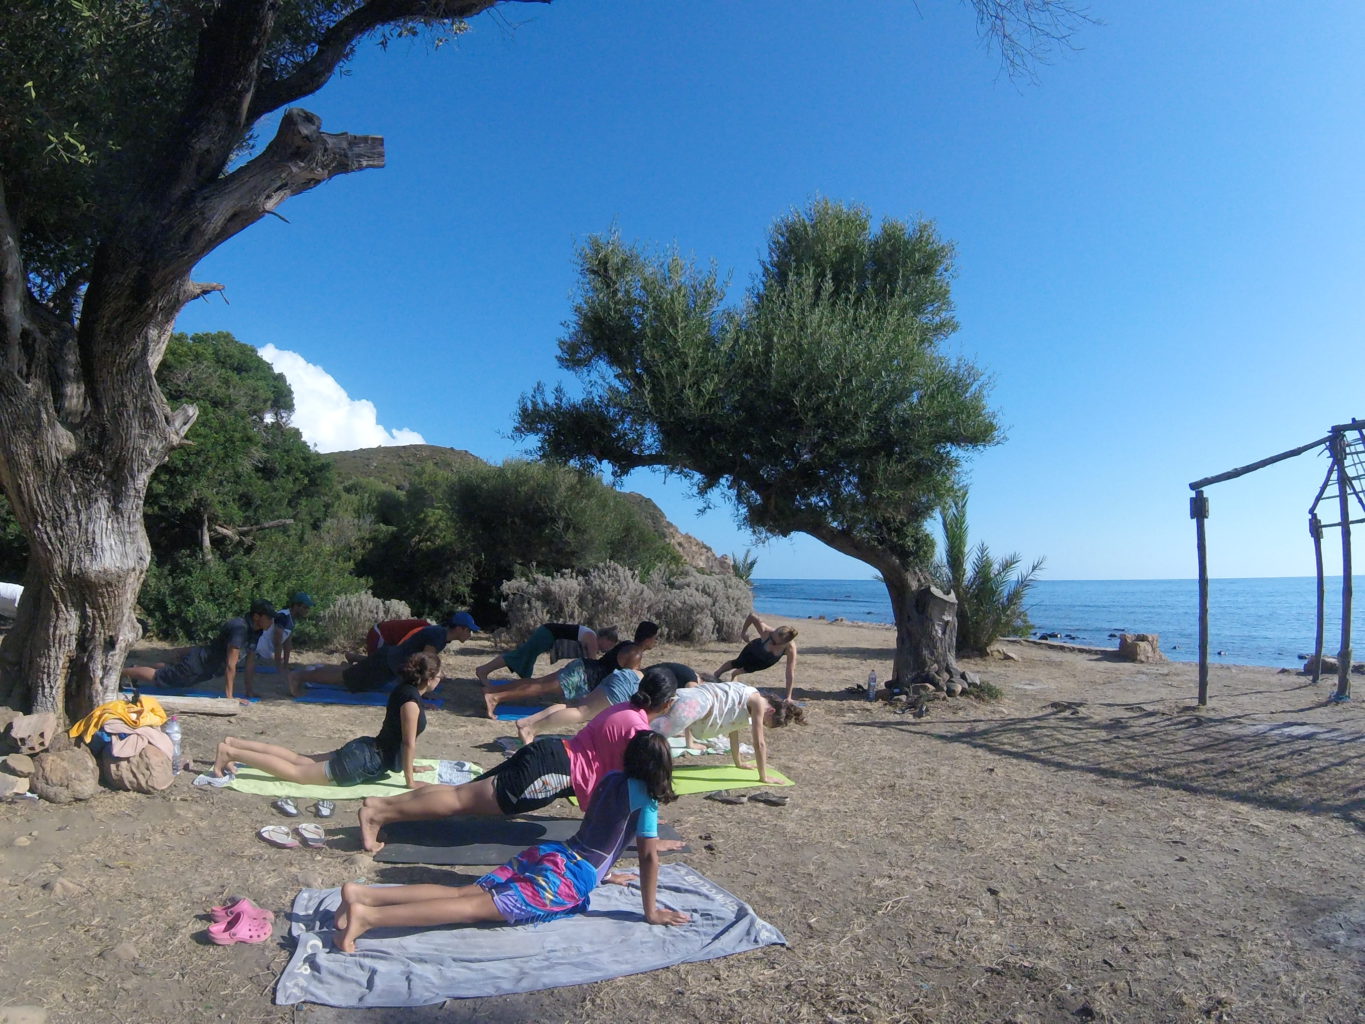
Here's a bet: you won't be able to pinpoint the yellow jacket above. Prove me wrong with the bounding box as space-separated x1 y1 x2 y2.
69 696 169 743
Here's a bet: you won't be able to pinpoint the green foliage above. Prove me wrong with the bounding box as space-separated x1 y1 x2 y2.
360 459 681 626
310 591 413 651
730 548 758 586
517 198 1000 576
136 331 366 640
936 493 1044 655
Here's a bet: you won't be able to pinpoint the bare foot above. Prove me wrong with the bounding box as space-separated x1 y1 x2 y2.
335 883 368 952
483 690 499 720
357 803 386 853
515 719 536 746
654 838 687 852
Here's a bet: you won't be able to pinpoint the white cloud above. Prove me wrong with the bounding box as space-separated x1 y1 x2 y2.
257 344 426 453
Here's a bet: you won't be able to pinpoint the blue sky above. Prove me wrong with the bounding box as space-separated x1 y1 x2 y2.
175 1 1365 582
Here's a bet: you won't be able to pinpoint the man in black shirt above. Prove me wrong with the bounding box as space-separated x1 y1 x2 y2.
121 600 276 699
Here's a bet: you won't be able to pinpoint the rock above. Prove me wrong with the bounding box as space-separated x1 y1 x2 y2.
29 747 99 803
0 708 22 736
12 835 31 847
1118 633 1165 663
1 753 34 777
0 775 30 797
945 680 963 697
5 713 58 755
1304 654 1339 675
101 746 173 793
961 670 981 687
41 877 82 899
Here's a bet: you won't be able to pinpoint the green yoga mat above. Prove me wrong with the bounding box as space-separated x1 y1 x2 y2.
670 763 793 795
227 759 481 801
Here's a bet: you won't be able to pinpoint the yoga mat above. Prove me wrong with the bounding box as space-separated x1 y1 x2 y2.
276 863 786 1007
120 687 259 703
494 703 547 721
670 763 793 795
227 759 480 801
373 815 687 865
294 689 446 709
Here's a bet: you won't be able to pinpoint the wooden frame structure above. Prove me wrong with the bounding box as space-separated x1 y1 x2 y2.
1189 418 1365 706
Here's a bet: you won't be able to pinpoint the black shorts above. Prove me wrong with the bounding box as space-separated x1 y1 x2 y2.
326 737 386 785
153 646 219 689
476 738 573 815
342 653 395 692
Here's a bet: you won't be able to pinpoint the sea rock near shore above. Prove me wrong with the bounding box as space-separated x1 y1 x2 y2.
1118 633 1165 663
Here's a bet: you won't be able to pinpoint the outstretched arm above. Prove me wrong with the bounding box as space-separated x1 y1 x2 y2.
747 693 771 783
223 647 241 700
399 701 429 788
783 643 798 701
637 837 689 926
740 613 769 640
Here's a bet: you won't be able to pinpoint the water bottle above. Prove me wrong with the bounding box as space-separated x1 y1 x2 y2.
866 669 878 702
164 716 183 774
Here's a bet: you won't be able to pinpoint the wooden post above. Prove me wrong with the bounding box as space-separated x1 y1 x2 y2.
1333 434 1353 701
1310 513 1325 685
1192 490 1210 706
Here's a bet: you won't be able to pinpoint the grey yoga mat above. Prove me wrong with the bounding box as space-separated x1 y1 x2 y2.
373 814 687 865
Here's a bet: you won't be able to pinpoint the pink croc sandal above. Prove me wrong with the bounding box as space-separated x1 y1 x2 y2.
207 908 274 945
258 825 299 849
209 897 274 925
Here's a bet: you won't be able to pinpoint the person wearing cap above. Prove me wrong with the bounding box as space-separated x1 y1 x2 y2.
244 592 315 698
120 599 277 700
292 611 479 695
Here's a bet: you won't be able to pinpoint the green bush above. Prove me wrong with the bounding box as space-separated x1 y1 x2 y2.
308 591 413 651
936 493 1044 656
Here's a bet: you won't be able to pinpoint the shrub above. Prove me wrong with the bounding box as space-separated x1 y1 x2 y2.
730 548 758 586
309 591 413 651
498 562 752 645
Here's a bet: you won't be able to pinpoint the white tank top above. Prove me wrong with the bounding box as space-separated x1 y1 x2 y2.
686 682 757 741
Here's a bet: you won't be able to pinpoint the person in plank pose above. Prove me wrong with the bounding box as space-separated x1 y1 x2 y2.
649 675 806 786
335 730 688 951
291 612 477 696
714 614 799 699
475 622 614 684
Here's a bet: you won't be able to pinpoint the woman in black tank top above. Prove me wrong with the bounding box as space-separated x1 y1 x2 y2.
714 614 800 700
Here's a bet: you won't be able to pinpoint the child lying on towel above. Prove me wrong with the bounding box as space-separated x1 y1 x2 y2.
334 730 688 951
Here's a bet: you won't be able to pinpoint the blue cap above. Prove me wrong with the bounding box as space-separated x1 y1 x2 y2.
444 611 479 632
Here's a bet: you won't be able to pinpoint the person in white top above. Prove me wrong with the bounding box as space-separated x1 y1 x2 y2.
648 678 806 785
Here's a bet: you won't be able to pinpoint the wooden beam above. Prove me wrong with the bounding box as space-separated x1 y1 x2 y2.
1334 435 1353 701
1193 490 1210 706
1190 435 1331 491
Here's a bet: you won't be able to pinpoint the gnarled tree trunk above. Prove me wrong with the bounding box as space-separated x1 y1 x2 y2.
882 571 959 687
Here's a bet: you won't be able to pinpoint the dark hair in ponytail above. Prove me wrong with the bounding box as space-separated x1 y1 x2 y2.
630 665 678 713
623 730 676 803
398 651 441 687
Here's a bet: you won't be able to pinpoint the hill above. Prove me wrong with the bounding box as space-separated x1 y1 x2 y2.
323 444 730 573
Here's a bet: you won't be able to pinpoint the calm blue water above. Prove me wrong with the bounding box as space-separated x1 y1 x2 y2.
752 577 1365 669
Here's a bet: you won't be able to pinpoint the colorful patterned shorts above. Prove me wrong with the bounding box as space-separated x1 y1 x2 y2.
477 842 598 924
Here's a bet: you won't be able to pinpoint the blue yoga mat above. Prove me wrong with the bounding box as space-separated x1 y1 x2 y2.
494 703 549 721
121 688 260 703
294 689 446 709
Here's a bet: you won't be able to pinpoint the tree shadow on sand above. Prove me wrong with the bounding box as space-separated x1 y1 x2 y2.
848 703 1365 831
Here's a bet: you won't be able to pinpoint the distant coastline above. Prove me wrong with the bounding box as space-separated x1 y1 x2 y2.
752 576 1364 671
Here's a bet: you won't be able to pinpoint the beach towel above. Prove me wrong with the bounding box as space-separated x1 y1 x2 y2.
228 759 479 800
275 863 785 1007
494 703 548 721
373 815 687 866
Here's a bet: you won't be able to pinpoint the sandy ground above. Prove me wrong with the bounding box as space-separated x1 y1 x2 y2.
1 617 1363 1024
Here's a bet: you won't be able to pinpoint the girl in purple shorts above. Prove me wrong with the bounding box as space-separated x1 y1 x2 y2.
332 731 688 951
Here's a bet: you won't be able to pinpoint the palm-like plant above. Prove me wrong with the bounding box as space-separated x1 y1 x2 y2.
937 494 1044 655
730 548 759 586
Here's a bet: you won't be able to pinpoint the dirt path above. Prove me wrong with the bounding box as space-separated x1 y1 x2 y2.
1 622 1361 1023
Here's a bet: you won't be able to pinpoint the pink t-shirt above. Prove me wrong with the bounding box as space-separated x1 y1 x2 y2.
566 702 649 812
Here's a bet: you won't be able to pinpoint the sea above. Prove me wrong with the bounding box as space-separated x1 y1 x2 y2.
751 576 1365 670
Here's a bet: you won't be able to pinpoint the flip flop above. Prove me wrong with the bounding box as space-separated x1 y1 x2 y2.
272 797 300 817
258 825 299 849
207 908 274 945
209 897 273 924
705 791 749 805
750 791 790 807
192 772 234 788
295 823 327 849
311 800 335 819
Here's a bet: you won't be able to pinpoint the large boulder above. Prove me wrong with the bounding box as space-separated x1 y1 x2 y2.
29 747 99 803
101 746 173 794
1118 633 1165 663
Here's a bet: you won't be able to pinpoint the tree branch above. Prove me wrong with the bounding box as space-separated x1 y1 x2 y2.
248 0 553 122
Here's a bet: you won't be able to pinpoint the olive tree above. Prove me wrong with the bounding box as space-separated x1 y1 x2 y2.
516 200 1000 685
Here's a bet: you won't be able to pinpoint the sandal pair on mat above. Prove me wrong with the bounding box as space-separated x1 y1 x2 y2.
259 823 327 849
207 897 274 945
